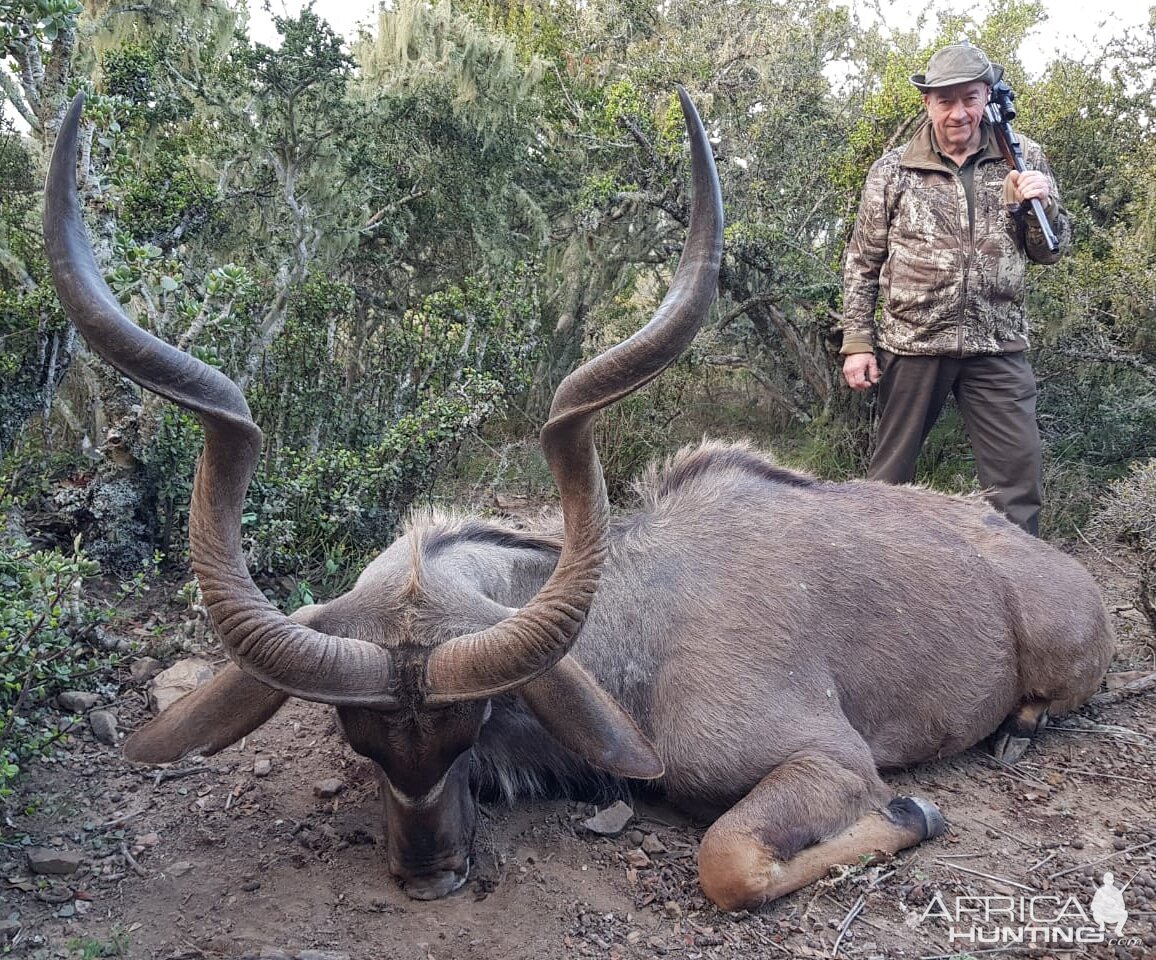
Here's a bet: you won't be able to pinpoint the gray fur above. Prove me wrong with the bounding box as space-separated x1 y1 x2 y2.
328 439 1112 819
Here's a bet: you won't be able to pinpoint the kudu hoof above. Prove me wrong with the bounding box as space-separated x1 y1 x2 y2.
887 795 946 840
990 706 1050 764
990 733 1033 764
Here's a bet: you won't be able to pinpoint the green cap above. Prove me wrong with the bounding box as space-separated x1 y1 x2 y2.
910 42 1004 92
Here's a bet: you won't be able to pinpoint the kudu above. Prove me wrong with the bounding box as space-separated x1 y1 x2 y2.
46 90 1114 911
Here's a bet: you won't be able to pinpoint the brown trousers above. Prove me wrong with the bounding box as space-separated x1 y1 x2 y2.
868 351 1042 536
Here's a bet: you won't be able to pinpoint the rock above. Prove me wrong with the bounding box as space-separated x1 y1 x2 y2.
256 950 292 960
54 903 76 919
626 829 645 846
57 691 100 712
253 757 273 777
313 778 345 799
581 800 635 836
298 952 352 960
149 658 215 714
240 880 261 892
130 657 164 682
624 848 651 868
89 710 118 745
26 848 84 875
663 900 682 919
641 833 667 855
0 919 21 943
166 860 195 878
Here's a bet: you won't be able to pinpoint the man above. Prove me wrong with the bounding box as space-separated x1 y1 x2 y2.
841 42 1070 535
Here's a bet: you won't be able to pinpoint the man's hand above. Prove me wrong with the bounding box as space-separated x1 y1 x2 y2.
842 352 879 391
1003 169 1051 207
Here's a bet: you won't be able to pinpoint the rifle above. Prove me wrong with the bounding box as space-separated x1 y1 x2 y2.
985 80 1060 253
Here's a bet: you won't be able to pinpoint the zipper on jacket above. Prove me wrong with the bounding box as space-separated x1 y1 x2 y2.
957 175 972 357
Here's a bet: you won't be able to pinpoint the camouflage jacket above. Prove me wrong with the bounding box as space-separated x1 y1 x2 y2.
841 121 1070 357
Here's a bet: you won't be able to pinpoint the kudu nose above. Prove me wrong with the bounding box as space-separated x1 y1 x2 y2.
397 861 470 900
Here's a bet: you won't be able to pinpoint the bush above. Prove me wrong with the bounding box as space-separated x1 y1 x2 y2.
0 477 128 799
1092 457 1156 630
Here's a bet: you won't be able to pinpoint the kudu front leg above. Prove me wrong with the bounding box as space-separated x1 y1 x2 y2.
697 750 944 911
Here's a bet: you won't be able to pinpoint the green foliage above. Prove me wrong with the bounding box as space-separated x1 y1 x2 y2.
0 0 82 50
0 284 69 456
237 275 539 585
586 297 712 496
0 479 125 799
67 928 130 959
119 146 217 244
101 43 154 102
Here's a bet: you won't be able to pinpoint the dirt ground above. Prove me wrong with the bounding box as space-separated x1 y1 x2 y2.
3 547 1155 960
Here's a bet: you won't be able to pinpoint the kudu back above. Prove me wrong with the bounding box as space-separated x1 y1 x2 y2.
45 90 1113 911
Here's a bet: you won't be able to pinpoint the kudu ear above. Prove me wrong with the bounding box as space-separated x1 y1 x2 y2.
122 662 288 763
519 656 663 780
122 604 331 763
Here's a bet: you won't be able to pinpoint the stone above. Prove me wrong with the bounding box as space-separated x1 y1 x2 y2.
253 757 273 777
313 778 345 799
581 800 635 836
166 860 195 878
0 919 21 943
256 950 292 960
129 657 164 682
57 691 100 712
641 833 667 855
624 848 651 868
663 900 682 919
89 710 118 745
149 658 215 714
298 952 352 960
26 848 83 875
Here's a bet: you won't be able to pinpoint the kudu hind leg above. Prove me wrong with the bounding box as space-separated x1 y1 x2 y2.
990 697 1050 764
697 751 944 911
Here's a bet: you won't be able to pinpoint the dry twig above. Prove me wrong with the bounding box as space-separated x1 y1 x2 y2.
934 860 1036 892
831 895 865 956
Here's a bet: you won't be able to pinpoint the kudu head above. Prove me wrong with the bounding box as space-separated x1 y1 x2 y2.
45 89 723 899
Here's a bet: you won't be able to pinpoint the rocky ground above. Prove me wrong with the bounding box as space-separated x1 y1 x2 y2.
2 548 1154 960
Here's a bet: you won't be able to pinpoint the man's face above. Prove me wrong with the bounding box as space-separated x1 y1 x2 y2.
923 81 989 156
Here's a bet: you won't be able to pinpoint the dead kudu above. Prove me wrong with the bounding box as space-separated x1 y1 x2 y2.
46 90 1114 911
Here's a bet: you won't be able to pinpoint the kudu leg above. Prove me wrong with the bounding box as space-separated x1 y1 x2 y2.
697 750 944 911
990 697 1050 764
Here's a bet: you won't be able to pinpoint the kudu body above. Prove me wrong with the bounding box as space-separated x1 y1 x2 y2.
45 90 1114 911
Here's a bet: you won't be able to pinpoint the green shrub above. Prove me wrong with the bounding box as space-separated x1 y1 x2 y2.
0 488 126 799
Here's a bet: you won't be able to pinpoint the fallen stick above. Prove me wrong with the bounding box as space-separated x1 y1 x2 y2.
1091 672 1156 704
934 860 1036 893
831 895 865 957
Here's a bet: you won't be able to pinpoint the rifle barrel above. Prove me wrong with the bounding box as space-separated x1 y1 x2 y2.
991 119 1060 254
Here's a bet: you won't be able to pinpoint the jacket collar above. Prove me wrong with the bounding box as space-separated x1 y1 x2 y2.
901 120 1004 172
